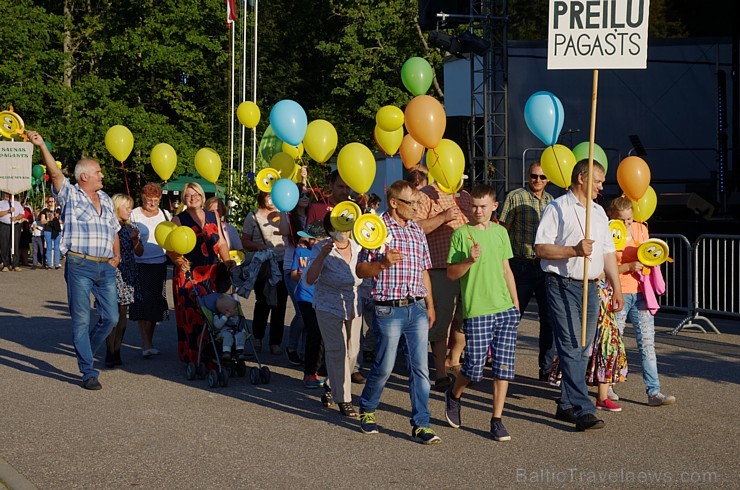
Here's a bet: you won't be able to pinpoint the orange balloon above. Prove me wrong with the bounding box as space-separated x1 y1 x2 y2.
399 134 424 169
404 95 446 149
617 156 651 200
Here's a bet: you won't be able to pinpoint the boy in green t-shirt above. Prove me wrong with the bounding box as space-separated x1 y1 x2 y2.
445 184 521 441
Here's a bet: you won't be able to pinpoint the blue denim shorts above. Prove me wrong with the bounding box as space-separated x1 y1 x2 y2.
462 307 521 381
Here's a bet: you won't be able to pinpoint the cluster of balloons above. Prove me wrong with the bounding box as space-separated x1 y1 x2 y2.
104 124 224 185
525 91 610 188
617 156 655 222
154 221 197 255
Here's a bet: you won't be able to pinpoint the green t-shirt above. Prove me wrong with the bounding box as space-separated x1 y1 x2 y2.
447 223 514 319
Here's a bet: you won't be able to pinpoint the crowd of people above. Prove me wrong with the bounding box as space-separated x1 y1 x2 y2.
24 129 675 444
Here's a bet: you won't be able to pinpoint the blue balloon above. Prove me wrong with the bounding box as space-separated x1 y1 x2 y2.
270 178 300 212
269 100 308 147
524 91 565 147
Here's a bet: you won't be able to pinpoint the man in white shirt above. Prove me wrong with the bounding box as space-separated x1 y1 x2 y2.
535 160 623 431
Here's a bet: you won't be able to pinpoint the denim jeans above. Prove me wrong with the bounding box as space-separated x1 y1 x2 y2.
359 300 432 428
546 274 599 418
284 270 305 355
64 253 119 380
510 258 555 372
615 293 660 396
44 231 61 267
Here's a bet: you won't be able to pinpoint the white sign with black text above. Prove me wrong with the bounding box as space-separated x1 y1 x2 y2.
548 0 651 70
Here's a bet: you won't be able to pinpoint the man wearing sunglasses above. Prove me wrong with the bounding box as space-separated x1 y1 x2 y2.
499 162 555 384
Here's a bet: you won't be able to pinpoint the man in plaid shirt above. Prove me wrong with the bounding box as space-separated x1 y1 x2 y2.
499 162 555 383
29 131 120 391
355 180 441 445
415 181 472 391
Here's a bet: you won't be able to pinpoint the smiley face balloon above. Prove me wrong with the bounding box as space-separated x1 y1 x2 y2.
330 201 362 232
256 167 280 193
636 238 674 275
608 220 627 251
353 213 387 250
0 109 25 140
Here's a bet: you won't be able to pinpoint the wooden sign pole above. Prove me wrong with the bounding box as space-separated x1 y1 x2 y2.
581 69 599 347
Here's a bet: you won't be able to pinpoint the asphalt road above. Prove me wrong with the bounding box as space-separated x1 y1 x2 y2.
0 266 738 489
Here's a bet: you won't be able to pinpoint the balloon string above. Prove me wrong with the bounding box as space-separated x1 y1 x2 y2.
552 147 567 189
120 160 131 196
305 174 324 206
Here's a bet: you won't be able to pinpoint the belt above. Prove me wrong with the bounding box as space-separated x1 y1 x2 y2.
374 296 425 307
546 272 598 284
67 251 110 263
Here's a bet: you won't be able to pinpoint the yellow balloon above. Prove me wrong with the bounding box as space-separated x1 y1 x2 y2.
303 120 338 163
436 178 463 195
425 138 464 190
166 226 197 255
631 185 657 222
337 142 376 194
374 126 403 155
375 105 404 132
154 221 178 250
55 161 62 169
194 148 222 183
290 164 303 183
150 143 177 181
237 101 261 129
281 142 304 159
105 125 134 162
269 152 296 178
540 144 576 189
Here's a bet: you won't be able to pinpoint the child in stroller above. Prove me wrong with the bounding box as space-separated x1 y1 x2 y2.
201 292 247 361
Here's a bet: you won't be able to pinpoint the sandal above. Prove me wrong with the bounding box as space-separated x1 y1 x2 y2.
321 390 334 407
338 402 358 417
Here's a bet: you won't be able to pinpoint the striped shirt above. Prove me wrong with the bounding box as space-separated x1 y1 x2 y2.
53 178 120 258
416 184 471 269
358 212 432 302
498 187 553 259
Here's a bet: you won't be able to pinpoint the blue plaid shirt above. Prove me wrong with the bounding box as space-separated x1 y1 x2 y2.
53 178 120 258
358 212 432 302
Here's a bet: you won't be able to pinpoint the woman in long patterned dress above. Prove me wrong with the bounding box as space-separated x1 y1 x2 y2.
587 278 628 411
105 194 143 368
169 183 230 363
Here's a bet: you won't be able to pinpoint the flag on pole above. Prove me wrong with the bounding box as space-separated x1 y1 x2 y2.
225 0 238 24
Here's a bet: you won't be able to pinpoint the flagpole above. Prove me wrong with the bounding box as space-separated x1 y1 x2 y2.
229 23 236 195
252 0 259 175
239 0 248 175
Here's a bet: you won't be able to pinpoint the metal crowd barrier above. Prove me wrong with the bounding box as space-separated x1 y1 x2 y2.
656 234 740 335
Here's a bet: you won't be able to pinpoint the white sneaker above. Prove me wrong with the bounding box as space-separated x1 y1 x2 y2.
648 392 676 406
607 386 619 401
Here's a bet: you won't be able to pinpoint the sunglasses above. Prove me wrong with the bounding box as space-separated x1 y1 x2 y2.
530 174 548 181
396 198 420 208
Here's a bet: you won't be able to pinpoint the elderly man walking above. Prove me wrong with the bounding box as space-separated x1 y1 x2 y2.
29 131 121 390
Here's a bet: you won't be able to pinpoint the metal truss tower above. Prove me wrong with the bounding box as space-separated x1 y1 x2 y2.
468 0 509 196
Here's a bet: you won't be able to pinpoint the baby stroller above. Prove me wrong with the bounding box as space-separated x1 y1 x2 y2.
182 269 271 388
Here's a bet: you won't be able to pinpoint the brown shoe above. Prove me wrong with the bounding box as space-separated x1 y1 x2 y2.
351 372 366 384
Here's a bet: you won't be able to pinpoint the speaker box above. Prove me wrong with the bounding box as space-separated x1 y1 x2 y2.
418 0 470 31
657 192 715 219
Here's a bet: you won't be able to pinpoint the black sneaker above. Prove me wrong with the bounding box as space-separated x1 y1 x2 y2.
286 349 303 366
576 413 605 431
411 426 441 445
82 377 102 390
444 389 461 428
359 410 379 434
490 419 511 441
555 406 578 424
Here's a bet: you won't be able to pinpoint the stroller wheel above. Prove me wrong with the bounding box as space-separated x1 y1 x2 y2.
185 362 196 381
259 366 271 384
207 369 219 388
218 370 229 387
236 361 247 377
197 363 207 379
249 367 260 385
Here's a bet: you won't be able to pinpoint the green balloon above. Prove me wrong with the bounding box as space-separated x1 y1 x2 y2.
572 142 608 173
258 124 284 167
32 164 45 180
45 141 53 152
401 57 434 96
